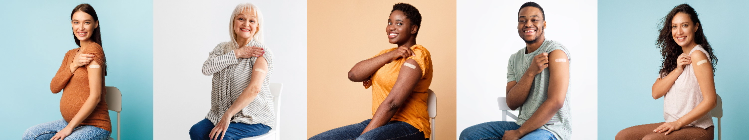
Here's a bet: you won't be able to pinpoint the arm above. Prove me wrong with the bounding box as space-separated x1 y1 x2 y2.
361 59 422 135
511 50 569 137
652 54 690 99
52 61 103 139
348 47 413 82
202 45 240 75
51 52 85 93
506 53 549 110
654 51 717 135
210 56 269 140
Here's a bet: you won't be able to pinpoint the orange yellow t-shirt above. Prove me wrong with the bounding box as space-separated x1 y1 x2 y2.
369 44 433 138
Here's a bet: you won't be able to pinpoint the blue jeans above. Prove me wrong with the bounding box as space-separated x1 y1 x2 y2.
460 121 557 140
309 119 426 140
189 118 271 140
23 119 110 140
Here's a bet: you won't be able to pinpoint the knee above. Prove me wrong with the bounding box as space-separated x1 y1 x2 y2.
189 123 210 138
615 128 634 140
22 126 41 140
459 124 486 140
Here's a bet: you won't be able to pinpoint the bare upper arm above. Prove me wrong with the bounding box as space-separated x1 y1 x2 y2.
388 59 423 102
690 51 716 99
87 61 103 98
547 50 569 102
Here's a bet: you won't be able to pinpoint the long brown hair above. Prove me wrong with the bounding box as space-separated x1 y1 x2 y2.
656 4 717 76
71 3 106 75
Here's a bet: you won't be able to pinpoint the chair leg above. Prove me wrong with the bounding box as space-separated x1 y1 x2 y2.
717 118 721 140
118 112 121 140
502 111 507 121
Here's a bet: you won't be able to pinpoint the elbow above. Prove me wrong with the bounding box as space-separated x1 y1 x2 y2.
347 71 362 82
550 100 564 111
383 100 402 113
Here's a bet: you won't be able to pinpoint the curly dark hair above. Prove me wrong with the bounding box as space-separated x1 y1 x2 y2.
657 4 717 76
391 3 421 35
518 2 545 20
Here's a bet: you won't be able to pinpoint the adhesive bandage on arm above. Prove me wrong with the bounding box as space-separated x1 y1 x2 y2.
554 58 567 62
253 68 267 74
696 59 708 66
403 62 417 69
88 64 100 69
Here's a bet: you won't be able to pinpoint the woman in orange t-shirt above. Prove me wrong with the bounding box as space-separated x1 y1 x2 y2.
310 3 433 140
22 4 111 140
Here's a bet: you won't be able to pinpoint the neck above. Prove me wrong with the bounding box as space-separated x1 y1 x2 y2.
681 42 697 53
236 37 251 48
79 39 93 49
398 37 417 48
525 36 545 54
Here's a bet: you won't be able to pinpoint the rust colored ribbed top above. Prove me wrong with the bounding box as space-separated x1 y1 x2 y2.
50 42 111 132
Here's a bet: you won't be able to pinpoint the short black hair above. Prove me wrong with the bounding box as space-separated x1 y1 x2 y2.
518 2 545 20
391 3 422 35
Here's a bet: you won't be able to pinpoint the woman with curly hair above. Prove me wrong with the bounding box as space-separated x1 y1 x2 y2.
616 4 718 140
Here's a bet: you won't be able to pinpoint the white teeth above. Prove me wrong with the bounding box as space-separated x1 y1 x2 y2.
389 33 397 36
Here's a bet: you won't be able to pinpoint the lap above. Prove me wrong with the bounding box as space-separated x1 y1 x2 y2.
460 121 555 140
616 122 713 140
190 118 271 140
309 119 425 140
23 119 109 140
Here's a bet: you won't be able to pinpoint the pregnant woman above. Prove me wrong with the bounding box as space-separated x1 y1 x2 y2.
309 3 434 140
188 3 275 140
22 3 111 140
616 4 718 140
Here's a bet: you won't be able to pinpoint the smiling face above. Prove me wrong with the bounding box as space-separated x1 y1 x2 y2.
233 9 259 41
386 10 416 44
71 11 98 42
671 12 699 48
517 7 545 44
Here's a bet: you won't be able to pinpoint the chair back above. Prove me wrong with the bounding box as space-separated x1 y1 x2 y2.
269 83 283 129
105 86 122 112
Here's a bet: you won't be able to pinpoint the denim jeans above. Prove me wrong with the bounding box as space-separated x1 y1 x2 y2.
309 119 426 140
23 119 110 140
189 118 271 140
459 121 557 140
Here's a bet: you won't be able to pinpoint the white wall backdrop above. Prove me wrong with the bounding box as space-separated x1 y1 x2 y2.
153 0 307 139
457 0 597 139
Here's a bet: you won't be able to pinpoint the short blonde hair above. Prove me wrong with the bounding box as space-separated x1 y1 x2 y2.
229 3 264 49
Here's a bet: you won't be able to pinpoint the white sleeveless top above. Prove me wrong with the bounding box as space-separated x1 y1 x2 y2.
663 45 713 129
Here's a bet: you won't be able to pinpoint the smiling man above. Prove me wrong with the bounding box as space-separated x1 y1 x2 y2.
459 2 572 140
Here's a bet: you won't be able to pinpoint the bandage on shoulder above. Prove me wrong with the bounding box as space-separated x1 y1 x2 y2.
696 59 708 66
403 62 417 69
88 64 101 68
254 69 267 73
554 58 567 62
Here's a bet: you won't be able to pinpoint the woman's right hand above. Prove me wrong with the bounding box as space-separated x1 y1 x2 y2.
235 46 264 58
386 47 415 62
72 53 95 68
676 53 691 71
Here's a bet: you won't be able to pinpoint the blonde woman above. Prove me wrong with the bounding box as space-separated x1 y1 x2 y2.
188 3 275 140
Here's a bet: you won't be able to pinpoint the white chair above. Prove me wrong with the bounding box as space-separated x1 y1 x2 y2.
241 83 283 140
497 97 518 121
427 89 436 140
710 94 723 140
105 86 122 140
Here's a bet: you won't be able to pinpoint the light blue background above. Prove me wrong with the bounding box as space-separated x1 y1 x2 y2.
0 0 153 139
599 0 749 139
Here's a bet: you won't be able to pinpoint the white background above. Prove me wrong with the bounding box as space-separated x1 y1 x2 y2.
153 0 307 139
457 0 597 139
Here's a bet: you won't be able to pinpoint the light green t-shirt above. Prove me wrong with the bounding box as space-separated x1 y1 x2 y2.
506 39 571 140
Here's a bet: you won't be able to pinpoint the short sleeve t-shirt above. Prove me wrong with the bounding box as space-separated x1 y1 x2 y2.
369 44 433 138
506 40 571 140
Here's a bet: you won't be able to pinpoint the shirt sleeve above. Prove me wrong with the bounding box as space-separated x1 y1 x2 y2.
407 47 431 77
50 50 75 93
202 43 239 75
506 54 517 83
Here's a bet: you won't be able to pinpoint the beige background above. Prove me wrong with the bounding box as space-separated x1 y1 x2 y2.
307 0 456 139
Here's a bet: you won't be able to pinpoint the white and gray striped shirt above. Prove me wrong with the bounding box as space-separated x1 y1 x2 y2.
202 40 275 129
